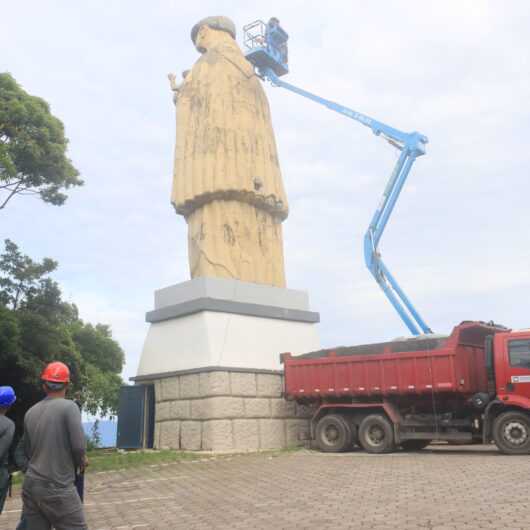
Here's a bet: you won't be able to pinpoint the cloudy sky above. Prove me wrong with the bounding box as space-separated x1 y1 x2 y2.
2 1 529 382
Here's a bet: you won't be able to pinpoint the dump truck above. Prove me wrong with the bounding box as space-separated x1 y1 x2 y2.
282 321 530 454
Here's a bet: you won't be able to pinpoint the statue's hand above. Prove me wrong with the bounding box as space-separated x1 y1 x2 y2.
168 72 177 90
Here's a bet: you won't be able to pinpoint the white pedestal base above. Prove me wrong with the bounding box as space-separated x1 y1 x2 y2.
137 311 320 376
136 277 320 378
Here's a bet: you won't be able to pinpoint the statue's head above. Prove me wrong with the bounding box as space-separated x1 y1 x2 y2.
191 16 236 53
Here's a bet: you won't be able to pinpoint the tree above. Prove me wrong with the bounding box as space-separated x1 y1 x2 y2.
0 240 124 430
71 321 124 417
88 419 101 450
70 322 124 375
0 72 83 210
0 238 58 310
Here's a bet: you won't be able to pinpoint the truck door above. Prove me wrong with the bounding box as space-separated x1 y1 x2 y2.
499 334 530 402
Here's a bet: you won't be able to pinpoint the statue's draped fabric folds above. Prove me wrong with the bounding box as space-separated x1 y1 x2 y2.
171 16 289 287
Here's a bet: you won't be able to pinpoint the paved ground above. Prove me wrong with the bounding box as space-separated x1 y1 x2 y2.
2 445 529 529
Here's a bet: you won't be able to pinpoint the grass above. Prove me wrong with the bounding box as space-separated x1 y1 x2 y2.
10 449 207 486
10 445 303 486
85 448 205 473
85 445 302 473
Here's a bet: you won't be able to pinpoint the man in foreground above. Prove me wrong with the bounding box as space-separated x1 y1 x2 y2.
0 386 16 514
20 361 88 529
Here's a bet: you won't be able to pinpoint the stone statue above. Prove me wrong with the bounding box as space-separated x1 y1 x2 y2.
169 16 289 288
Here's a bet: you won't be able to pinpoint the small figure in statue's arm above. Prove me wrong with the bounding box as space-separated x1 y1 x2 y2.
167 70 190 106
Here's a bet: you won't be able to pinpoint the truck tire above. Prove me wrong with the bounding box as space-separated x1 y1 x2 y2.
315 414 352 452
400 439 431 451
493 411 530 454
358 414 395 453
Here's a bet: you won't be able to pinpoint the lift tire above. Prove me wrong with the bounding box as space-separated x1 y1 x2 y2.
400 439 431 451
493 411 530 455
315 414 353 453
358 414 395 454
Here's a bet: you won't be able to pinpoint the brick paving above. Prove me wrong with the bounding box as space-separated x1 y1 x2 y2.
2 445 529 529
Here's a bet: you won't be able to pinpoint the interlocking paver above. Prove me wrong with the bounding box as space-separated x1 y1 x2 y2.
1 445 529 529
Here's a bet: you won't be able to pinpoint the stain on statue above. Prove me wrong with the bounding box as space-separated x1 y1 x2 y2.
169 16 289 288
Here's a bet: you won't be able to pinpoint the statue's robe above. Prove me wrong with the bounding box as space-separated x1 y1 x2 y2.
171 32 288 287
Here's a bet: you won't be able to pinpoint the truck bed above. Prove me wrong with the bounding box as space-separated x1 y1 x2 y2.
282 321 503 400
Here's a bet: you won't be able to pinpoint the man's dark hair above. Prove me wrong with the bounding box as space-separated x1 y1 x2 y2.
43 381 66 392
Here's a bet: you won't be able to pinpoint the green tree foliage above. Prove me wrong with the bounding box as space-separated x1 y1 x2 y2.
86 419 101 450
0 240 124 431
71 322 124 374
0 72 83 210
0 238 58 309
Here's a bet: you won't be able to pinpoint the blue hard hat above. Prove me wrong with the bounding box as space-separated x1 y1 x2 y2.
0 386 16 408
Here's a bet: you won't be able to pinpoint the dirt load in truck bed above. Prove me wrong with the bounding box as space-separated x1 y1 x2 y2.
296 334 449 359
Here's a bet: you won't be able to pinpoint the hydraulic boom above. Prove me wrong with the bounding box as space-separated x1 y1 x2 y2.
243 19 432 335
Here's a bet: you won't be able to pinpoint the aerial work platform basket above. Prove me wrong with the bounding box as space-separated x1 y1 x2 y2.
243 19 289 77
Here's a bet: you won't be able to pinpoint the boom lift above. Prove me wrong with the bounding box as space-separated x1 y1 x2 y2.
243 19 432 336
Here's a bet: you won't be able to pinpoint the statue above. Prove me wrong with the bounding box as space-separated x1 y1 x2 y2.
169 16 289 288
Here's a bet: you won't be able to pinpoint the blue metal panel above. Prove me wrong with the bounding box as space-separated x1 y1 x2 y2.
117 385 150 449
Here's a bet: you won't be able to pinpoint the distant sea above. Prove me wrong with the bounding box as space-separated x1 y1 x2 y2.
83 420 117 448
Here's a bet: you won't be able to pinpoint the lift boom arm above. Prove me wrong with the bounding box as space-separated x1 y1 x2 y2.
261 67 432 335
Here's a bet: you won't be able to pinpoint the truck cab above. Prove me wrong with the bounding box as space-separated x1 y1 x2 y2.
493 329 530 405
484 329 530 452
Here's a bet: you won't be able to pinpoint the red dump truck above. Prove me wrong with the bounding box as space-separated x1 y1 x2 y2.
282 321 530 454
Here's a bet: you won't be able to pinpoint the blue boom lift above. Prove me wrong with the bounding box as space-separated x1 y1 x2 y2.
243 19 432 336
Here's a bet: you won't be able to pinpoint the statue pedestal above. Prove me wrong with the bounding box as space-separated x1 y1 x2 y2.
133 277 320 451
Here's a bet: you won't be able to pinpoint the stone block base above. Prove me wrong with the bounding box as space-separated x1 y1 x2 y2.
152 369 312 452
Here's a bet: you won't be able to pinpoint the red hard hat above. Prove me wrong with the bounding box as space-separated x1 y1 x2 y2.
41 361 70 383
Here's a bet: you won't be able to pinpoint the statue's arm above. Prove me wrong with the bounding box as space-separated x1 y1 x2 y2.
168 72 178 91
168 70 191 106
168 73 181 106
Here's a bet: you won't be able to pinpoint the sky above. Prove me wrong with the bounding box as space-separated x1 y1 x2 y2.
2 1 530 382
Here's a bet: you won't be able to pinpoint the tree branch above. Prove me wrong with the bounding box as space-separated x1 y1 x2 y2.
0 179 23 190
0 180 22 210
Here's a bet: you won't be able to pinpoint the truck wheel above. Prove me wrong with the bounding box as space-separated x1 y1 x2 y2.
493 411 530 454
359 414 395 453
315 414 352 452
400 440 431 451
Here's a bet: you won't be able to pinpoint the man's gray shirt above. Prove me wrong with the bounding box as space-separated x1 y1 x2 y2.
0 415 15 468
24 397 86 486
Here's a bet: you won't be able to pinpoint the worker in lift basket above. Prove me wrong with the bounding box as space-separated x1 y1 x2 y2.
0 386 16 514
18 362 88 530
265 17 288 65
